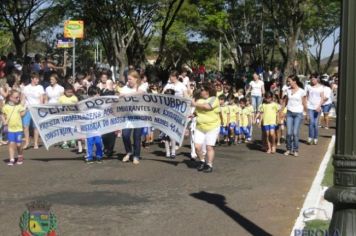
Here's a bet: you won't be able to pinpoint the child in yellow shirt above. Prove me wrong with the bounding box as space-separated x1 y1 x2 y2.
1 90 25 165
59 84 79 149
218 95 230 145
274 94 285 146
258 92 280 153
228 95 240 145
239 98 252 142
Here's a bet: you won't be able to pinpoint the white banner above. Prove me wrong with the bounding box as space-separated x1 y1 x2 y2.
28 94 192 149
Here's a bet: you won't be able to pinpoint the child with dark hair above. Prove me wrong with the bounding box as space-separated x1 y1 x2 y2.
257 92 280 153
85 86 104 164
59 84 78 149
228 96 240 145
163 89 177 158
239 98 252 143
218 94 230 145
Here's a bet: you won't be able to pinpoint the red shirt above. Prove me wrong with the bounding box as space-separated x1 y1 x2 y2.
0 60 6 78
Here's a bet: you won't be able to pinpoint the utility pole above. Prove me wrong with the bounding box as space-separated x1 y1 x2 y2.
325 1 356 235
219 38 222 71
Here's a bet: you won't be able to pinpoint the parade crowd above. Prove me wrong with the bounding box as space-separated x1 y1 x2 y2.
0 53 338 173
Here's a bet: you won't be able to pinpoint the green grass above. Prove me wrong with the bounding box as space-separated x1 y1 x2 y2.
322 154 334 187
304 219 330 231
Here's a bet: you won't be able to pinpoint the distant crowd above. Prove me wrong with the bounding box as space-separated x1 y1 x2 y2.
0 52 338 173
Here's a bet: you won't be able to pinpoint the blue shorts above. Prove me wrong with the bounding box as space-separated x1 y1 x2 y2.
22 111 32 127
321 104 332 113
8 132 23 144
220 126 229 136
240 127 251 138
142 127 149 136
229 122 236 129
234 126 241 135
262 125 277 132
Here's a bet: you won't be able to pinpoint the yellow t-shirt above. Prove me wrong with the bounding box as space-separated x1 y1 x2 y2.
260 102 280 126
246 105 254 114
2 104 25 132
283 107 287 114
228 104 239 124
220 105 230 126
216 90 223 97
240 107 251 127
196 97 220 132
116 86 123 94
58 95 78 104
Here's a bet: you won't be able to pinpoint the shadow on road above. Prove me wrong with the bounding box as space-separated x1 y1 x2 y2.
190 191 272 236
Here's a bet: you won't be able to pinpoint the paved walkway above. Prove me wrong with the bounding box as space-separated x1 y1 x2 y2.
0 123 334 236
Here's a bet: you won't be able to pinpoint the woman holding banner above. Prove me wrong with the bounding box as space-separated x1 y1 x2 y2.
121 70 145 165
191 83 220 173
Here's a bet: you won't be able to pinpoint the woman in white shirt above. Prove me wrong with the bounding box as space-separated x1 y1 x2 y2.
247 72 265 117
45 73 64 104
163 70 188 98
306 74 324 145
283 75 307 157
97 69 114 94
121 70 145 165
320 80 333 129
22 72 45 149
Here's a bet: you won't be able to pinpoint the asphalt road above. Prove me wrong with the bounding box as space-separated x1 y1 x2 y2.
0 123 335 236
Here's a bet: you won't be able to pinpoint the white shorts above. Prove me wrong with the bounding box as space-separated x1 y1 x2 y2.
194 127 220 146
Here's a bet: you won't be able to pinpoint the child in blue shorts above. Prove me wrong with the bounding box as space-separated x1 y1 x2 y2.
85 87 103 164
1 90 25 165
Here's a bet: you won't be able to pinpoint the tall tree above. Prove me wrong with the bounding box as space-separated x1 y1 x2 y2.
73 0 159 80
301 0 340 74
154 0 185 66
0 0 60 57
263 0 308 77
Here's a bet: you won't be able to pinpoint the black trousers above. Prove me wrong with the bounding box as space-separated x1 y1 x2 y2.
102 132 116 153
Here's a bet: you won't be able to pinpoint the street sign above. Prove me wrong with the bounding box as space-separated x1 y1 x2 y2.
57 38 73 48
64 20 84 39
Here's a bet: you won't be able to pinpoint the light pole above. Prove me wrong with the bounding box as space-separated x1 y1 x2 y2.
324 1 356 235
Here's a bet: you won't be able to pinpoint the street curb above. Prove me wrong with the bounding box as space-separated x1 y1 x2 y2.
289 135 335 236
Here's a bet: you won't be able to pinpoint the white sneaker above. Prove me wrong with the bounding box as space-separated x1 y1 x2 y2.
133 157 140 165
307 138 313 145
122 153 131 162
313 139 318 145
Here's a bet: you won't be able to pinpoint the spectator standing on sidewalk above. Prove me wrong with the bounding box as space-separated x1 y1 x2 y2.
283 75 307 157
306 74 324 145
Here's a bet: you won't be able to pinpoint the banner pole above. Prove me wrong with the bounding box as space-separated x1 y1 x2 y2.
72 37 76 80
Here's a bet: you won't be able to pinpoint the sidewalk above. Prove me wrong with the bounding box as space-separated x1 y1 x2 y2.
0 124 335 235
